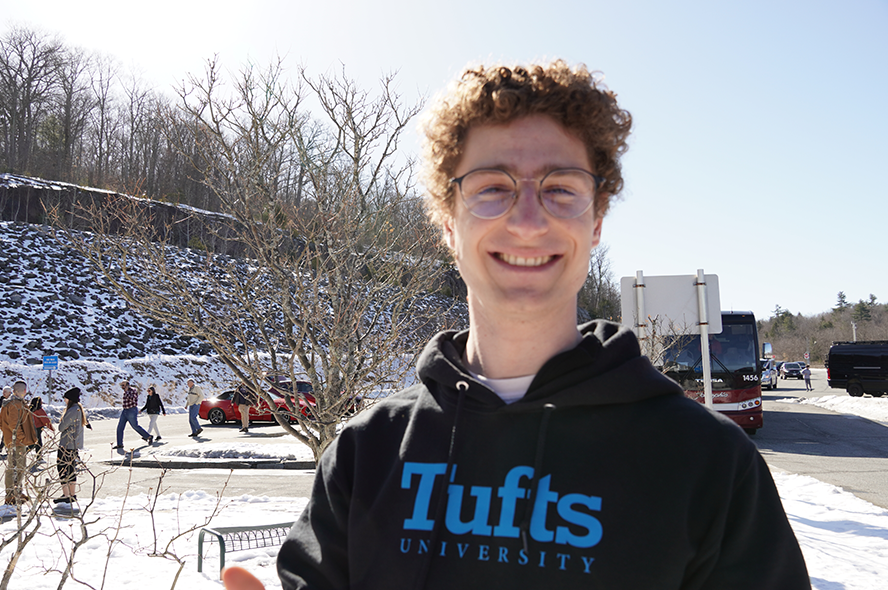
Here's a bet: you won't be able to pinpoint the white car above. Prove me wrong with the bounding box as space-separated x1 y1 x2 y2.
760 358 778 390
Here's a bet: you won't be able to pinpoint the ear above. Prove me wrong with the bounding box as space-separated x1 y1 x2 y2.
591 217 603 248
442 216 456 252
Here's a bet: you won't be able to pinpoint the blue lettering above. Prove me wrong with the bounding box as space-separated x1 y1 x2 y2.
556 553 570 570
555 494 603 548
445 484 493 536
582 556 595 573
538 550 547 568
402 462 447 531
402 462 605 554
478 545 489 561
498 546 509 563
529 475 559 543
493 466 533 537
457 543 470 558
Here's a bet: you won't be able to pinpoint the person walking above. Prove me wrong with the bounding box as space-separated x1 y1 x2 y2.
233 385 255 433
140 386 167 441
185 379 204 438
29 397 55 458
802 364 813 392
56 387 91 505
0 381 37 505
113 380 153 449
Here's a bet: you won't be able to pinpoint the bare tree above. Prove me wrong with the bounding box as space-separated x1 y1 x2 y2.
49 46 95 183
578 243 620 320
0 26 64 174
52 57 453 461
85 54 119 188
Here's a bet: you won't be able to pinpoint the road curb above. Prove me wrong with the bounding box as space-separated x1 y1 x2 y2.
99 458 316 470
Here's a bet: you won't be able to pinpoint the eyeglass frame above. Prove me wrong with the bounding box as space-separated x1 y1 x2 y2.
449 167 604 220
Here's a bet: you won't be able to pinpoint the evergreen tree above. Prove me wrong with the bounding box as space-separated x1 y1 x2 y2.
834 291 849 312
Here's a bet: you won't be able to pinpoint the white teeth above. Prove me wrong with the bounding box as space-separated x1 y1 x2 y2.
499 253 552 267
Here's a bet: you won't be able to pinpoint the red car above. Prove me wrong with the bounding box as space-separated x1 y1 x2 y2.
266 376 364 418
199 381 312 426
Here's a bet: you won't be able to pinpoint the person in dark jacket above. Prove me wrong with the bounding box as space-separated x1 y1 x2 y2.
232 385 256 433
140 386 166 441
223 61 810 590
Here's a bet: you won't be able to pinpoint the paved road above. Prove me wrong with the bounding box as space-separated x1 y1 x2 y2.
74 370 888 512
79 414 317 500
755 369 888 509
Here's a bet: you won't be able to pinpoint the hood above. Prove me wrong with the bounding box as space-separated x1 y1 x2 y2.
416 319 683 412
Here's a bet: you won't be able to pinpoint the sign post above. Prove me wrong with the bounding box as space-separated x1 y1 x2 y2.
42 355 58 402
620 270 722 408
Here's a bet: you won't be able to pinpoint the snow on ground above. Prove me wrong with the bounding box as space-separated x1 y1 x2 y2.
0 446 886 589
3 394 888 590
780 394 888 423
0 490 307 589
158 442 315 462
776 471 888 590
3 214 888 587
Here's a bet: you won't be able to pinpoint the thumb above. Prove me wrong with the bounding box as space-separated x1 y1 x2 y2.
221 566 266 590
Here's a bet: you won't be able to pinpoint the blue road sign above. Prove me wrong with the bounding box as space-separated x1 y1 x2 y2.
43 355 58 370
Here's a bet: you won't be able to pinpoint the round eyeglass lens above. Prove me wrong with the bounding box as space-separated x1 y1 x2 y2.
539 169 596 218
460 170 516 219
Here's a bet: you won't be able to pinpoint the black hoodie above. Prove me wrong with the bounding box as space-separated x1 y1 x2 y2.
278 321 810 589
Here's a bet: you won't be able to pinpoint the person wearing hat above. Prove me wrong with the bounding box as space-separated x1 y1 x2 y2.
56 387 91 504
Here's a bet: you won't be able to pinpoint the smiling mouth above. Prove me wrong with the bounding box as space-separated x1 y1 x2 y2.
497 253 556 267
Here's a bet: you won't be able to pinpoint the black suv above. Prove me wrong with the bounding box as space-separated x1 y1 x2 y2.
826 341 888 397
781 362 804 379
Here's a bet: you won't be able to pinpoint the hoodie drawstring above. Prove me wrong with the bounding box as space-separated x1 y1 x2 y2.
413 380 469 590
520 403 555 554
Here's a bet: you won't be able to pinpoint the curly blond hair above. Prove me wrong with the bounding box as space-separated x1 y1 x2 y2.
420 60 632 228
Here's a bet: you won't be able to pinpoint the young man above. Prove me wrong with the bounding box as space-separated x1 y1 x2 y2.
0 380 37 505
113 380 153 449
225 61 810 589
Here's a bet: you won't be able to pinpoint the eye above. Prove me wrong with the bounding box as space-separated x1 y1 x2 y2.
541 183 580 198
542 171 595 199
462 171 515 200
474 183 513 199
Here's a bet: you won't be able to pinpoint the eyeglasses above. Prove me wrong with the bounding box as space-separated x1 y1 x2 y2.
450 168 602 220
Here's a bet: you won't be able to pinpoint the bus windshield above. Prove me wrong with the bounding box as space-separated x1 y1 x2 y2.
654 311 763 433
660 321 758 387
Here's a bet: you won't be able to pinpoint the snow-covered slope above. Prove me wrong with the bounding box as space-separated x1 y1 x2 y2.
0 219 465 406
1 220 239 404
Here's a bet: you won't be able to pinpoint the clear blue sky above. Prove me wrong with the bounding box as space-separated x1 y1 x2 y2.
8 0 887 325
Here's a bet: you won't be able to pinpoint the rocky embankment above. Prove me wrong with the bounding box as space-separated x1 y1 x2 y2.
1 221 210 365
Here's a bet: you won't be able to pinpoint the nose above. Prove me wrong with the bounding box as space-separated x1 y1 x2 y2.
504 180 548 238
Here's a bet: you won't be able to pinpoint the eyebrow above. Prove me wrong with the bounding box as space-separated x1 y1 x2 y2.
471 164 582 178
